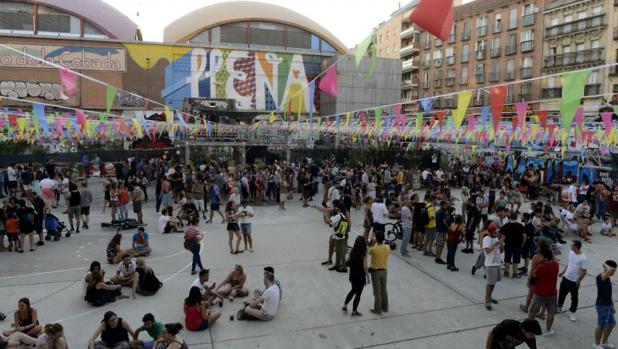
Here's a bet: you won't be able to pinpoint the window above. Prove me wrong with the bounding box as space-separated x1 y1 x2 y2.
83 22 107 39
592 6 602 15
520 82 532 100
433 50 443 67
424 52 431 68
475 63 485 83
385 47 389 54
523 4 535 26
462 22 470 40
577 11 587 20
550 18 559 26
476 16 488 36
506 85 514 103
460 66 468 84
491 37 501 57
591 39 600 49
287 26 312 49
476 40 487 59
214 22 248 45
506 33 517 54
37 5 80 36
509 8 518 29
423 72 430 89
490 62 500 81
521 57 533 78
448 25 456 43
446 47 455 65
563 15 573 33
506 59 515 80
521 30 534 52
547 76 556 88
524 4 535 16
494 13 502 33
386 31 390 41
249 22 284 47
462 44 469 62
0 2 33 33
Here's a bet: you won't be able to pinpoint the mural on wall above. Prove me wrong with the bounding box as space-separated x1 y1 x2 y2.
0 44 126 71
0 80 62 101
124 44 323 112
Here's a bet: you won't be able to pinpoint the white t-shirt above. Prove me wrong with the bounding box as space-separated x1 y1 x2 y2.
327 187 340 206
7 166 16 181
40 178 55 190
238 206 254 224
567 185 578 203
190 278 208 295
371 202 388 224
564 250 587 283
261 284 280 317
329 212 346 240
158 214 171 233
483 236 502 267
117 259 137 277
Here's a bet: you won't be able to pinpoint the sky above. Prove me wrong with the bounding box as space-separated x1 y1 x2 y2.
102 0 405 48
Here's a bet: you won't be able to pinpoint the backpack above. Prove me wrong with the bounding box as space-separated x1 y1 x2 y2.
418 204 430 226
334 214 349 237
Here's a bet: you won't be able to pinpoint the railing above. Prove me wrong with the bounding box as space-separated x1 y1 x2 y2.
422 81 430 89
446 56 455 65
506 44 516 55
610 66 618 76
445 99 455 108
475 73 485 83
434 58 443 67
542 87 562 99
521 40 534 52
400 44 419 56
476 25 488 37
461 53 469 63
493 22 502 33
545 0 585 11
476 49 486 60
462 30 470 41
448 33 456 44
584 83 601 96
434 39 443 47
423 41 430 49
543 48 604 68
423 60 431 69
401 27 416 38
402 59 418 71
523 14 535 27
545 14 605 37
490 47 501 57
520 67 533 78
519 93 531 101
505 71 515 81
446 77 455 86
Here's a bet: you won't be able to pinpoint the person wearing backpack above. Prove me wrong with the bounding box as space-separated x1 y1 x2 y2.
329 204 349 273
422 194 437 256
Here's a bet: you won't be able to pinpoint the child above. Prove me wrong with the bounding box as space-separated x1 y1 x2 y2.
5 212 20 252
600 216 616 237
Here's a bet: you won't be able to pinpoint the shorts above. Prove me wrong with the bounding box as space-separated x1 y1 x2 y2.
504 246 522 264
426 229 437 241
133 201 142 213
434 231 446 247
530 294 558 316
596 305 617 328
81 206 90 216
42 188 55 201
521 240 532 259
7 234 18 242
8 181 17 189
227 222 240 231
241 223 252 235
68 206 81 220
373 223 385 233
485 266 502 286
196 319 209 331
415 225 426 235
211 203 220 211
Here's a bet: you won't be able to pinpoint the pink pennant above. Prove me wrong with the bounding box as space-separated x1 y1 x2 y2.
574 107 584 130
466 114 476 132
318 66 338 97
601 112 614 137
515 102 527 131
59 68 78 100
76 109 86 128
54 118 63 135
548 124 556 143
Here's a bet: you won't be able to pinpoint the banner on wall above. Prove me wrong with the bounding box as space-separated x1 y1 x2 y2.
0 44 126 71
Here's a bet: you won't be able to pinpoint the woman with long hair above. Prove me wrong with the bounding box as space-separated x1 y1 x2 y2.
519 239 553 315
216 265 248 298
2 298 42 338
184 216 203 275
85 270 127 306
184 287 220 332
446 215 465 271
152 323 186 349
362 197 374 243
224 201 242 254
88 311 134 349
106 232 129 264
35 323 67 349
109 181 119 222
342 236 370 316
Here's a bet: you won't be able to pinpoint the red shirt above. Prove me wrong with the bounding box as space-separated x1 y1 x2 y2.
184 303 202 331
533 260 559 297
609 189 618 212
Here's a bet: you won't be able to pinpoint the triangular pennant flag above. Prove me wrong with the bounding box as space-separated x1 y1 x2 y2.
355 34 374 68
367 41 377 78
515 102 527 132
33 103 49 136
59 67 77 100
537 110 547 129
437 111 444 131
488 86 506 133
375 107 382 130
453 90 473 130
559 70 591 132
76 109 86 129
601 112 613 138
309 81 315 133
421 98 433 113
410 0 454 42
106 86 118 115
574 107 584 130
318 65 338 97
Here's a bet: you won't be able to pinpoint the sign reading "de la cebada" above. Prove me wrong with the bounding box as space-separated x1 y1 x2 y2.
0 44 126 72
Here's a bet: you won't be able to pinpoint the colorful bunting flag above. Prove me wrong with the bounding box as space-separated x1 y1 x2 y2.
409 0 454 41
59 67 77 100
106 86 117 115
453 90 473 130
559 70 591 133
319 65 338 97
355 33 374 68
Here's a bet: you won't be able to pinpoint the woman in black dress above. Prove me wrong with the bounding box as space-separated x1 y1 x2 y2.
342 236 369 316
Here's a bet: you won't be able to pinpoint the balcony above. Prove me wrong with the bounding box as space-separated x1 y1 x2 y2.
475 73 485 84
476 49 487 60
401 27 416 39
447 33 456 44
422 41 430 49
461 54 469 63
434 39 443 47
489 72 500 82
610 66 618 76
445 99 455 108
446 77 455 86
521 67 533 78
545 0 586 11
462 30 470 41
434 58 443 67
400 43 419 57
542 87 562 99
523 14 535 27
521 40 534 53
490 47 501 58
477 25 488 37
545 14 605 38
446 55 455 65
505 71 515 81
584 83 601 96
519 93 531 101
493 22 502 33
402 59 419 72
543 48 604 68
506 44 516 55
401 79 417 90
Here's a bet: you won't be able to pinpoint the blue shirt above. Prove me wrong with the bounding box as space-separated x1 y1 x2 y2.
210 185 220 204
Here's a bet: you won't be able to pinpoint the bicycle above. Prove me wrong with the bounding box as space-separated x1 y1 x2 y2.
384 220 403 243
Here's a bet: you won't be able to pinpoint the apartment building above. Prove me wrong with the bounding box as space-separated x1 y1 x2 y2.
417 0 544 113
541 0 618 112
375 14 404 59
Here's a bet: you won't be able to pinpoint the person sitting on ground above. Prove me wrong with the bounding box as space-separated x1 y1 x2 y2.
88 311 134 349
600 216 616 237
253 266 283 301
84 261 103 285
240 272 280 321
130 227 152 257
0 331 39 348
85 270 128 306
132 313 163 349
135 259 162 297
190 269 224 305
486 318 542 349
2 298 42 338
177 197 198 227
158 207 180 234
34 323 67 349
111 255 139 299
106 232 131 265
183 287 221 332
216 265 248 299
152 323 187 349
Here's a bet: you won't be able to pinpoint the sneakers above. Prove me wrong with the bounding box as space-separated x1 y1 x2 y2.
544 329 556 337
557 307 563 314
602 343 615 349
351 310 362 316
434 258 447 265
569 312 577 322
593 345 605 349
342 306 348 312
321 260 333 265
471 266 477 275
485 301 492 311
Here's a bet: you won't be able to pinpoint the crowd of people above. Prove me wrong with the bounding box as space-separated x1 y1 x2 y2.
0 149 617 348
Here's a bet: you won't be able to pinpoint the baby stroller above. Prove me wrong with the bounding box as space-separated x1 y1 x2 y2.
45 213 70 241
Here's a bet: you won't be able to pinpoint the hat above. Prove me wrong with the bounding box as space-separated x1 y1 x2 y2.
521 319 542 336
487 224 497 234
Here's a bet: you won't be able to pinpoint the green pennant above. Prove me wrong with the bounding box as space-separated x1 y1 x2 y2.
559 70 590 133
106 85 118 115
367 41 377 78
374 107 382 130
355 33 374 68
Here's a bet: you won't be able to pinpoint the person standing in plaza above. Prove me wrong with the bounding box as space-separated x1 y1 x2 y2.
483 224 504 311
207 179 224 224
369 231 389 315
184 216 203 275
446 215 465 271
422 194 437 257
239 200 254 252
343 235 370 316
502 213 525 278
433 200 449 265
67 183 81 234
527 242 559 337
399 196 413 258
558 240 587 322
80 181 93 230
593 260 617 349
371 196 388 240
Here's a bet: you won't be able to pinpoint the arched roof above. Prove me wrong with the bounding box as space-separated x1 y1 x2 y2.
23 0 138 40
163 1 347 53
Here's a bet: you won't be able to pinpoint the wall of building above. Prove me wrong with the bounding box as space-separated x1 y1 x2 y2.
376 15 403 59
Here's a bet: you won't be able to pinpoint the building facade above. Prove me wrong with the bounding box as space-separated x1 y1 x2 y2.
541 0 618 112
417 0 544 114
